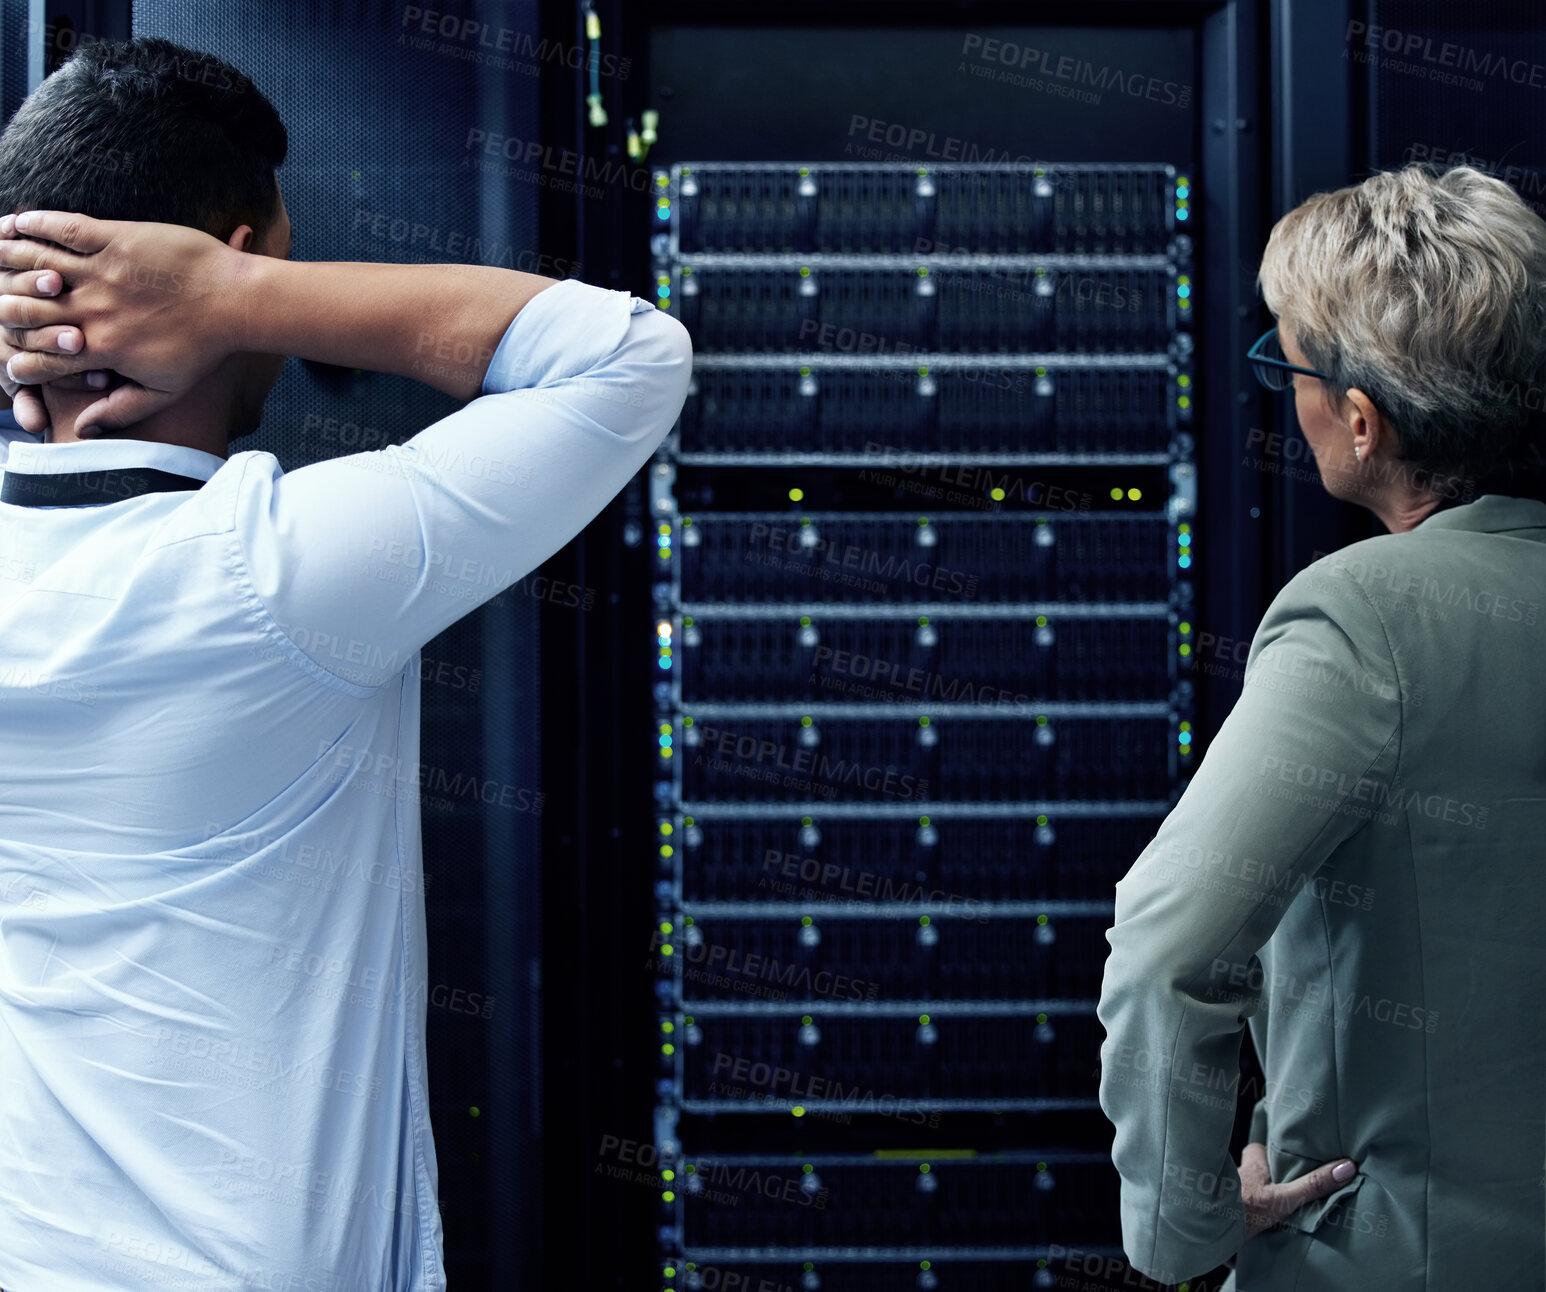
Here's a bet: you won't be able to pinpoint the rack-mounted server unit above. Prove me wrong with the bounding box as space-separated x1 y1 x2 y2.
643 161 1199 1290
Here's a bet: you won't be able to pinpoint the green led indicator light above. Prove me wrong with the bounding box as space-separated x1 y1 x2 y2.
662 1190 675 1202
1037 1161 1048 1171
661 944 674 956
1110 487 1124 500
801 715 813 727
1037 914 1049 926
919 815 930 826
662 1169 675 1181
801 916 813 927
919 1014 930 1025
661 1021 674 1033
802 1015 813 1026
919 715 931 727
919 1163 931 1173
1036 814 1048 825
791 1106 805 1117
803 1163 814 1173
1037 1012 1048 1023
800 616 812 627
801 816 813 826
990 487 1005 501
1036 715 1048 726
469 1106 480 1118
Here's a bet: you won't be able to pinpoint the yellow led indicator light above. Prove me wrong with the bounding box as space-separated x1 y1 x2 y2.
990 487 1005 501
659 922 672 935
662 1190 675 1202
661 1043 675 1055
659 844 673 858
1178 374 1191 388
1179 622 1191 634
664 1266 676 1278
660 822 673 835
661 1020 674 1033
1178 396 1191 409
662 1169 675 1181
1179 644 1192 656
1127 488 1142 501
791 1106 805 1117
789 487 804 502
661 944 673 956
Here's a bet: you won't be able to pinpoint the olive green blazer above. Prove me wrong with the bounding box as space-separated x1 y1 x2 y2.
1097 494 1546 1290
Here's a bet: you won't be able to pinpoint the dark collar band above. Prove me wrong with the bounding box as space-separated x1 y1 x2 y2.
0 466 207 507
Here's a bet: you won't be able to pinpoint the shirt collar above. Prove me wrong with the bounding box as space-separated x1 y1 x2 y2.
1 437 226 483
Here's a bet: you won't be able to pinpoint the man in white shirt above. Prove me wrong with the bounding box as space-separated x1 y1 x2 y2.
0 36 691 1292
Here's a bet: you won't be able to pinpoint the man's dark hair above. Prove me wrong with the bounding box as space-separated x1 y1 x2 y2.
0 36 286 242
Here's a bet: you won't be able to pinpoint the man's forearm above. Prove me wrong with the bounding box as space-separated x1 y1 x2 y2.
232 258 562 401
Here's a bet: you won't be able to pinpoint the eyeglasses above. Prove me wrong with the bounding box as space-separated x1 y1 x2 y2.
1246 327 1331 391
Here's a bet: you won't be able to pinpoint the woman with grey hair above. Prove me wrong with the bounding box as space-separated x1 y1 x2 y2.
1098 163 1546 1291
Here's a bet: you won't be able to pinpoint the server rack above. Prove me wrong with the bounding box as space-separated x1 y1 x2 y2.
644 160 1199 1289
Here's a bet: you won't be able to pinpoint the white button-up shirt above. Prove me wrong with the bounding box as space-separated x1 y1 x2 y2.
0 278 692 1291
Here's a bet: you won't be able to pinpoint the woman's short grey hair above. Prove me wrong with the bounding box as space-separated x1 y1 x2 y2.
1258 163 1546 489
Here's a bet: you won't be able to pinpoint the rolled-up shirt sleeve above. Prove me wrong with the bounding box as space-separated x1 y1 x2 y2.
1095 559 1402 1283
233 277 693 685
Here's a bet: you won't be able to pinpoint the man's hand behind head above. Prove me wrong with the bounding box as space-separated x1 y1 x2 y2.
0 210 245 436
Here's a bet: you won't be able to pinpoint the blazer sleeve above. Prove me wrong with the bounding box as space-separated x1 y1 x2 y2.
1095 557 1403 1283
